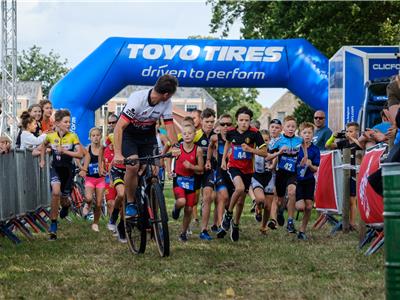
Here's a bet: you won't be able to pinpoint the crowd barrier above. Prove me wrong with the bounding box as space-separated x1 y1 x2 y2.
0 150 51 221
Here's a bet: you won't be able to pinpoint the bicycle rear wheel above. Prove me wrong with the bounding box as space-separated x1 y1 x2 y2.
124 199 147 255
149 183 170 257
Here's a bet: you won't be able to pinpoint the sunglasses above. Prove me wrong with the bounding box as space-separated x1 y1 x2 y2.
108 121 117 125
220 122 232 127
314 117 325 120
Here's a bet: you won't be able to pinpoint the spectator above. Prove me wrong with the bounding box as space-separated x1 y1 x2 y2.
19 111 46 155
107 113 118 135
386 75 400 145
39 99 54 133
16 104 43 147
250 119 261 130
358 106 391 149
325 122 361 230
0 136 11 154
312 110 332 151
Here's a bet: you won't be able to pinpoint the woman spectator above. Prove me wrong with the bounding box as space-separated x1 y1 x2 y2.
16 104 43 147
0 136 11 154
39 99 54 133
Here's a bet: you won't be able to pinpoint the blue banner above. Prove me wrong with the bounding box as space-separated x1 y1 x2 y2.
50 37 328 141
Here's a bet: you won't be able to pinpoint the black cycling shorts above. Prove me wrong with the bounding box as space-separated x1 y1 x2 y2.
50 165 74 196
110 166 126 187
275 169 297 198
122 136 159 159
251 172 273 194
228 167 252 193
296 178 316 201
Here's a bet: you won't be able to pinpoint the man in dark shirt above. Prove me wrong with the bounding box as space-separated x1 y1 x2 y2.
312 110 332 151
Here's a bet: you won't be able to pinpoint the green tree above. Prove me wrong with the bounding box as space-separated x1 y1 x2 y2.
17 45 69 98
205 87 261 119
208 1 400 57
293 101 315 125
187 35 262 118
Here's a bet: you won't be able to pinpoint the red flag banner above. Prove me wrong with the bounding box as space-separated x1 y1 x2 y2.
357 147 385 225
315 152 338 212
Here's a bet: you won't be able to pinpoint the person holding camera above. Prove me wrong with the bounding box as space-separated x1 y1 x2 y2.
325 122 362 230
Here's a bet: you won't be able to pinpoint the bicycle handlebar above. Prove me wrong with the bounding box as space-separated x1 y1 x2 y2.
124 152 173 166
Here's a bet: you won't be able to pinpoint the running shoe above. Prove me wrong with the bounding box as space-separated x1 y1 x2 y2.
210 224 219 233
91 224 99 232
277 208 285 226
297 231 307 240
287 221 296 233
107 221 117 232
255 208 262 223
267 219 277 230
216 226 227 239
230 223 240 242
125 203 138 218
171 206 181 220
199 230 213 241
118 236 127 244
48 232 57 241
59 206 69 219
179 232 188 242
221 210 233 231
117 225 127 243
186 226 193 235
48 222 57 241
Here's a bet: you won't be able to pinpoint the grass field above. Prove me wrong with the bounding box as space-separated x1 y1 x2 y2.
0 183 384 299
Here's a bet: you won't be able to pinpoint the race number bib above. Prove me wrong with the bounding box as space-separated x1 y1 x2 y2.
88 163 99 176
278 156 296 172
177 176 195 191
233 145 252 160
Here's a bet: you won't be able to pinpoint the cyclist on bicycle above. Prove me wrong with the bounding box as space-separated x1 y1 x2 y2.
113 75 179 218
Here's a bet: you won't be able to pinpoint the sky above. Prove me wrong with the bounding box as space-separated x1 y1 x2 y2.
17 0 287 108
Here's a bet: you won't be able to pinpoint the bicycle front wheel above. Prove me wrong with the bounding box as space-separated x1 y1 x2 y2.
149 183 170 257
124 199 147 255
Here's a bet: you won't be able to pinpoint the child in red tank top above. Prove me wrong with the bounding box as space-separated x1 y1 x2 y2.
171 124 204 242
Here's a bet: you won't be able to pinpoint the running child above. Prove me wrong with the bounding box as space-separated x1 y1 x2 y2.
40 109 83 241
219 106 268 242
80 127 106 232
266 119 283 230
206 114 235 235
171 124 204 242
295 122 320 240
252 129 283 234
270 115 307 234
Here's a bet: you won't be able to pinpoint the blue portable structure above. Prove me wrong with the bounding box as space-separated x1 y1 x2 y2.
328 46 399 132
49 37 329 142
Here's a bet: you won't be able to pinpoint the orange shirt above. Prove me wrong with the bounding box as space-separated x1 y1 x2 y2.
41 118 54 133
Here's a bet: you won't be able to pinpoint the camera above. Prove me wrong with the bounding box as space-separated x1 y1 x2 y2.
336 130 346 139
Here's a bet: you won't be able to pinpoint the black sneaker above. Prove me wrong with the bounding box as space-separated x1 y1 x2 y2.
210 224 218 233
171 206 181 220
277 208 285 226
221 211 232 231
231 223 239 242
287 221 296 233
267 219 277 230
59 206 69 219
297 231 307 240
216 226 227 239
48 232 57 241
179 232 188 242
255 208 262 223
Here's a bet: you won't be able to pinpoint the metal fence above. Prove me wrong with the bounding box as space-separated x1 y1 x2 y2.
0 150 51 221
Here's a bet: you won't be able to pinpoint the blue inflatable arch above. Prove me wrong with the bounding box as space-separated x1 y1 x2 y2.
50 37 328 141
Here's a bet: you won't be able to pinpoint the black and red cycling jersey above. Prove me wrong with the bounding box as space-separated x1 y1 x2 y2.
226 126 266 174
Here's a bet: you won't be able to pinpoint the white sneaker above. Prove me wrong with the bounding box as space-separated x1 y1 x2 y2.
91 223 99 232
107 222 117 232
82 204 90 217
112 230 119 237
118 236 127 243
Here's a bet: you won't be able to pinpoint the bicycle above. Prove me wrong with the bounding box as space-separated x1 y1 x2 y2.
124 152 172 257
